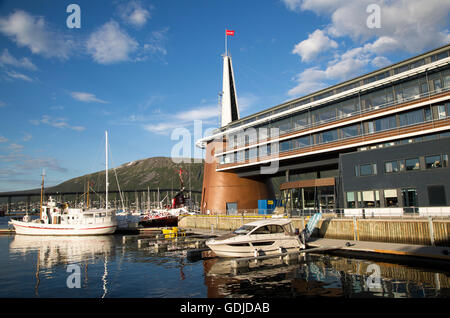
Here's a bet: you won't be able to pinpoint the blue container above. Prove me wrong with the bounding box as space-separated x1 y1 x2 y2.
258 199 277 214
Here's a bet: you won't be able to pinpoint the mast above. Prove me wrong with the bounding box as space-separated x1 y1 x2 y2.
40 170 45 219
105 130 109 210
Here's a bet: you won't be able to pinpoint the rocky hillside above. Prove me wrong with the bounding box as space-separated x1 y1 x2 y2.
49 157 204 193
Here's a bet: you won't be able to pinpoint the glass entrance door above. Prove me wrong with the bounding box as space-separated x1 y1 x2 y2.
319 194 335 211
402 188 418 213
226 202 238 215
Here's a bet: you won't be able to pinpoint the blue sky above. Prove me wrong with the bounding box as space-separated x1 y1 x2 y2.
0 0 449 191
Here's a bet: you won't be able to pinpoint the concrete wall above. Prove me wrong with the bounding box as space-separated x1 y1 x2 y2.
178 215 450 247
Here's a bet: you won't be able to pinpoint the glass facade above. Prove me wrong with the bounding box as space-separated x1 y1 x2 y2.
221 65 450 163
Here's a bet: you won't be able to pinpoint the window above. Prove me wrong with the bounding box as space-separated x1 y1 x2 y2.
249 147 257 160
435 105 447 119
237 150 244 163
362 191 375 207
280 140 291 152
320 129 338 143
405 158 420 171
267 225 285 234
427 185 447 206
385 161 399 173
384 189 398 207
341 124 360 138
346 192 356 208
360 163 377 176
402 79 420 100
277 117 293 134
424 107 432 121
425 155 442 169
374 115 396 132
433 78 442 92
293 112 310 130
252 226 270 234
292 135 310 149
398 109 424 127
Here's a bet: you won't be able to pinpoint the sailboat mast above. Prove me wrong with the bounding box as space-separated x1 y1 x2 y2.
105 130 109 210
40 170 45 219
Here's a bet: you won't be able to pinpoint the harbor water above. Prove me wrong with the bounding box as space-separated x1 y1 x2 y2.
0 216 449 299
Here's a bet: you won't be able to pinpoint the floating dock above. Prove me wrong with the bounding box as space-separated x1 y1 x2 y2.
307 237 450 261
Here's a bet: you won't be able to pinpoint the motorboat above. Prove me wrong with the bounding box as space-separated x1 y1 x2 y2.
205 218 304 258
9 131 117 236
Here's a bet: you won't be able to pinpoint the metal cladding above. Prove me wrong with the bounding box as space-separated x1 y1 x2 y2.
200 140 273 213
221 55 240 127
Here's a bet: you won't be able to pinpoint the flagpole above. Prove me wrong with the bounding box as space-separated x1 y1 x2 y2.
225 29 227 56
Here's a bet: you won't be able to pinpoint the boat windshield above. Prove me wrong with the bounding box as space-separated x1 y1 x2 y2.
233 225 256 235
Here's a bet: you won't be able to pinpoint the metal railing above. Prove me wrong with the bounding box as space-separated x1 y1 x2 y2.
200 207 450 219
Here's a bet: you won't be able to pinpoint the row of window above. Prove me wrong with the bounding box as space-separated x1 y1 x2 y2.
226 66 450 148
346 185 447 208
358 131 450 152
218 103 450 165
355 154 449 177
228 49 450 130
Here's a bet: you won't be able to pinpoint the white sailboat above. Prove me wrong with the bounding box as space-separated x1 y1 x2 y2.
9 131 118 236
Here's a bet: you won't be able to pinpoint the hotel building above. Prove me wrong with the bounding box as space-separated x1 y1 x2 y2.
197 44 450 216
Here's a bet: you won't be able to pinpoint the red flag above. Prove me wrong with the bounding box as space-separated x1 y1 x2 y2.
226 29 235 36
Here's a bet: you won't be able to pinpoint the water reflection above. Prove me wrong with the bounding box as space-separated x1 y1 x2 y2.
9 235 115 297
203 254 450 298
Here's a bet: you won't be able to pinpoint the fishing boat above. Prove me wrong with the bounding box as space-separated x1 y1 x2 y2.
205 219 304 258
139 169 195 227
9 131 117 236
139 210 178 227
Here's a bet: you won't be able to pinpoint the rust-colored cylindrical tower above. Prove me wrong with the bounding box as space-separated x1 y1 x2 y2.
200 141 273 214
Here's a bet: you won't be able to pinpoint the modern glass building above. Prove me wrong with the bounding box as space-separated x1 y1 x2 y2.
197 44 450 216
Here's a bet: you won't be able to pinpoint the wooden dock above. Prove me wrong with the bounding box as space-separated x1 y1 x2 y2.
307 238 450 261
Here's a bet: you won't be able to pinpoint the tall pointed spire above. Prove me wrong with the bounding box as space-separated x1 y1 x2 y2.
221 54 240 127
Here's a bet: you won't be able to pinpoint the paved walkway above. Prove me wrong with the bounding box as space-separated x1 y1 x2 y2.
307 237 450 261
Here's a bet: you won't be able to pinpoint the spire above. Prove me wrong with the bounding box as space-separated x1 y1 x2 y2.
221 54 240 127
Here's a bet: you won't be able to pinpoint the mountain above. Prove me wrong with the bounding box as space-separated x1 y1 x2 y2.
53 157 204 193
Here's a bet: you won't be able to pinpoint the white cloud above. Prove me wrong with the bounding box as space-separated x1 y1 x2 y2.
0 10 73 59
4 70 34 82
22 133 32 142
144 122 181 134
0 101 5 107
0 49 37 70
30 115 85 131
139 28 169 62
86 21 138 64
0 136 8 143
8 143 24 152
70 91 108 104
174 105 218 122
292 29 338 62
118 1 152 28
285 0 450 97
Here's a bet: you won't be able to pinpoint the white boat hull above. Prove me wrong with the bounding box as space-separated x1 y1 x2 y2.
10 219 117 236
207 238 302 258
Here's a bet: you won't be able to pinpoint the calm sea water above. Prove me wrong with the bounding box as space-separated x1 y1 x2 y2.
0 216 449 299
